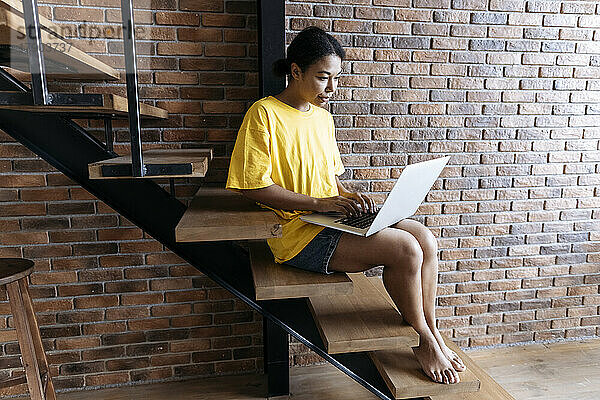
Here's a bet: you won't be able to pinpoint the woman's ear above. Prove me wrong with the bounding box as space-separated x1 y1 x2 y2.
290 62 302 81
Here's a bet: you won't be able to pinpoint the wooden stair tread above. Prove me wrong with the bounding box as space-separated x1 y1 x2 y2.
88 149 210 179
367 277 513 400
0 93 168 119
0 2 119 80
308 273 418 354
370 345 480 399
249 241 353 300
427 341 515 400
175 188 282 242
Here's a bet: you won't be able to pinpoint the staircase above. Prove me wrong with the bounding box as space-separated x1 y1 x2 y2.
0 0 516 399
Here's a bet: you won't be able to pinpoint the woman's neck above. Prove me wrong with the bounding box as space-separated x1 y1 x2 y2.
274 86 310 112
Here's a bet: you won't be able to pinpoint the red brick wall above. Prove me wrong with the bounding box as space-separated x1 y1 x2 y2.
0 0 599 394
286 0 600 345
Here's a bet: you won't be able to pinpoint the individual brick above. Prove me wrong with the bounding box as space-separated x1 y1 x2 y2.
333 19 372 33
374 21 410 34
508 13 543 26
470 12 508 25
526 1 561 13
562 2 595 14
53 7 103 22
354 35 393 47
450 24 486 37
489 26 523 38
489 0 525 12
373 0 411 5
395 8 432 22
452 0 487 11
543 14 577 27
469 39 505 51
413 0 451 8
578 15 600 28
314 5 353 18
393 36 430 49
155 11 199 26
355 7 393 20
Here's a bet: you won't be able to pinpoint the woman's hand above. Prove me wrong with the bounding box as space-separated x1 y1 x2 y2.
314 196 362 216
339 191 376 214
313 192 376 216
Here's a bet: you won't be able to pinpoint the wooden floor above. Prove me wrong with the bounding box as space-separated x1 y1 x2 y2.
45 338 600 400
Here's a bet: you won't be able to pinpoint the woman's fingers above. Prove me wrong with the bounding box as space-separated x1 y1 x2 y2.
356 193 369 213
334 200 351 215
320 194 377 216
337 197 361 216
356 193 376 214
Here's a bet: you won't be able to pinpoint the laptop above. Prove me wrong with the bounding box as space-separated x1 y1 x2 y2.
299 156 450 237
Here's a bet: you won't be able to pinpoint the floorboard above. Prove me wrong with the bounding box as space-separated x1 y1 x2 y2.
12 338 600 400
465 338 600 400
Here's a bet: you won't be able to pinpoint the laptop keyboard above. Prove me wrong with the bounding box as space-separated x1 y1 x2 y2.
334 211 379 229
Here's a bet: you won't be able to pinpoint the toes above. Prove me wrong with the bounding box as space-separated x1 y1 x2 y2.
448 351 466 371
442 372 450 385
445 369 455 384
433 371 443 384
452 358 466 372
428 370 437 382
453 352 465 365
451 368 460 384
453 353 465 366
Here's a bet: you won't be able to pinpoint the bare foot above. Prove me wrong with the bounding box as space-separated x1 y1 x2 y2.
412 337 460 384
431 328 466 372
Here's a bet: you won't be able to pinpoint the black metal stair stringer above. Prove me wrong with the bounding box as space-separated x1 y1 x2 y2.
0 109 400 400
0 110 402 399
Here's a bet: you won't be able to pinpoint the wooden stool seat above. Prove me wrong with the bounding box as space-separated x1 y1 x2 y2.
0 258 34 285
0 258 56 400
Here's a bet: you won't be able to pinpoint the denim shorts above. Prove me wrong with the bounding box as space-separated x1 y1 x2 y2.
283 227 343 275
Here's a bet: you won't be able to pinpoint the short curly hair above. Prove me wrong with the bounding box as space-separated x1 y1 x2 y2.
272 27 345 77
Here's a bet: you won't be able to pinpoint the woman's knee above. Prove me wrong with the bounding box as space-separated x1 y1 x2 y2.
389 233 423 273
396 220 438 255
419 226 438 255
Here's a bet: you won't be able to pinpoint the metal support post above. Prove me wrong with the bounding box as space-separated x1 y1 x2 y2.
169 178 175 196
258 0 286 98
120 0 144 177
103 118 114 153
21 0 49 105
264 315 289 397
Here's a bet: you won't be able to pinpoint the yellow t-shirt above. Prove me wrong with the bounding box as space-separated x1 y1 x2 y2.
226 96 345 263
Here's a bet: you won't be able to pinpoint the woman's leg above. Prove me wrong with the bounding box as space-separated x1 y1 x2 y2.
392 220 466 372
328 228 459 384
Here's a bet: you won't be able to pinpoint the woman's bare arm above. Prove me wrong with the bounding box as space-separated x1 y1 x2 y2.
238 184 318 211
238 184 362 216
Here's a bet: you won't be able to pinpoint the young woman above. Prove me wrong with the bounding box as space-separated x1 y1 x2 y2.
226 27 465 385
